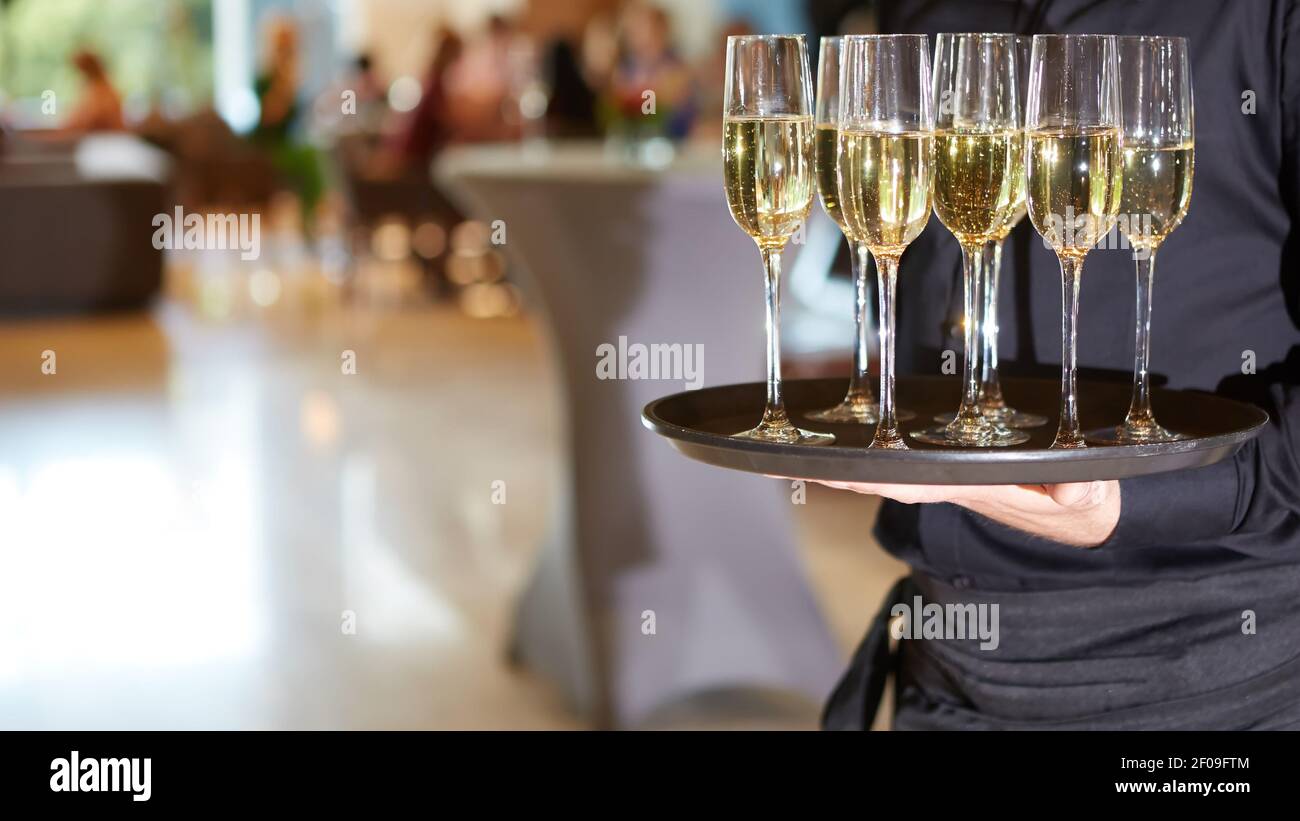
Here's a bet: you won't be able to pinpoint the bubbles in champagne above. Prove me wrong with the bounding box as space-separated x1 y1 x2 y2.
933 129 1022 244
814 124 849 233
1026 127 1123 257
1118 143 1194 250
722 116 816 247
836 129 934 256
993 131 1028 240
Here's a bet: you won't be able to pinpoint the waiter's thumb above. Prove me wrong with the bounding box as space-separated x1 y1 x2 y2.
1047 481 1105 508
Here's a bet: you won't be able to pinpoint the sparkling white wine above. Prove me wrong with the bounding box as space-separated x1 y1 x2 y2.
993 132 1027 240
837 129 933 255
723 115 815 246
933 129 1021 244
1118 143 1194 249
814 124 848 232
1026 127 1123 257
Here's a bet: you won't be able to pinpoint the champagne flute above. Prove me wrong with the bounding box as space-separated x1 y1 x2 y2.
1088 36 1194 445
1025 34 1124 448
978 35 1048 429
808 36 915 425
837 34 934 449
913 33 1030 447
722 34 833 444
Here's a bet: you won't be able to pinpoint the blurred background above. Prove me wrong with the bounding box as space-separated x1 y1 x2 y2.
0 0 903 729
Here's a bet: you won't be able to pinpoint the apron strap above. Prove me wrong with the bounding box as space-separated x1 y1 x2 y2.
821 575 916 731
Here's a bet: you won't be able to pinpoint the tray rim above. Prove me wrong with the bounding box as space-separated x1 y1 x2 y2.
641 376 1270 481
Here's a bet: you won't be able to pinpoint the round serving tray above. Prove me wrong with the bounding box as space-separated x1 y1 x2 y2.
642 376 1268 485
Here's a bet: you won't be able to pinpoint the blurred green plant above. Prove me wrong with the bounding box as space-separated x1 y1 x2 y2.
0 0 213 117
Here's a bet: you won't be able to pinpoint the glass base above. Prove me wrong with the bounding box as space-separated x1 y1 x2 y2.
911 418 1030 448
869 435 909 450
1051 435 1088 450
982 406 1049 429
932 406 1048 429
734 420 835 446
807 401 916 424
1085 423 1188 446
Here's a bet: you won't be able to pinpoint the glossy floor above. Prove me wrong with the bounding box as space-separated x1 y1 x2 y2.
0 290 902 729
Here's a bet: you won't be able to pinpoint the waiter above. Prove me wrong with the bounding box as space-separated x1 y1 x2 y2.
818 0 1300 729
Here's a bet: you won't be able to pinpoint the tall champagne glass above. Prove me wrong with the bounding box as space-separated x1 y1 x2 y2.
1025 34 1123 448
722 35 832 444
913 33 1030 447
979 35 1048 429
1088 36 1194 444
808 36 914 425
837 34 934 449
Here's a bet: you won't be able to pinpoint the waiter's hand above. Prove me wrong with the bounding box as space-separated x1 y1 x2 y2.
804 479 1121 548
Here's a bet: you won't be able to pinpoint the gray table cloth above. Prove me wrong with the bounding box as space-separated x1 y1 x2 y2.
437 142 841 727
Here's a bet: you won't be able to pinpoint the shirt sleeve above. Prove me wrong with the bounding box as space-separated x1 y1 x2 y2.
1103 383 1300 555
1103 450 1240 549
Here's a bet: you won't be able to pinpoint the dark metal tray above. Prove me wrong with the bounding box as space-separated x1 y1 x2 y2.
642 376 1268 485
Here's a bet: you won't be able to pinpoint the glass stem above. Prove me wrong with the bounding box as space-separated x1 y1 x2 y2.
845 241 876 405
758 244 790 430
949 242 984 432
1055 254 1086 448
871 252 905 449
1125 246 1158 431
979 239 1006 409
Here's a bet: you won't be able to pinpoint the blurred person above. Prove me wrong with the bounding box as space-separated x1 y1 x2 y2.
253 16 302 142
348 54 386 116
381 27 464 175
322 53 388 136
604 3 695 139
62 49 124 133
581 11 620 92
445 15 523 142
541 37 597 138
688 19 751 141
313 51 389 179
251 15 327 231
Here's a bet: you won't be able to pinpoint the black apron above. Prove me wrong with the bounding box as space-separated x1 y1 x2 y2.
823 564 1300 730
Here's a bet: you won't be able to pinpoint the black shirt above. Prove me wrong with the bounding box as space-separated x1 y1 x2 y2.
874 0 1300 590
